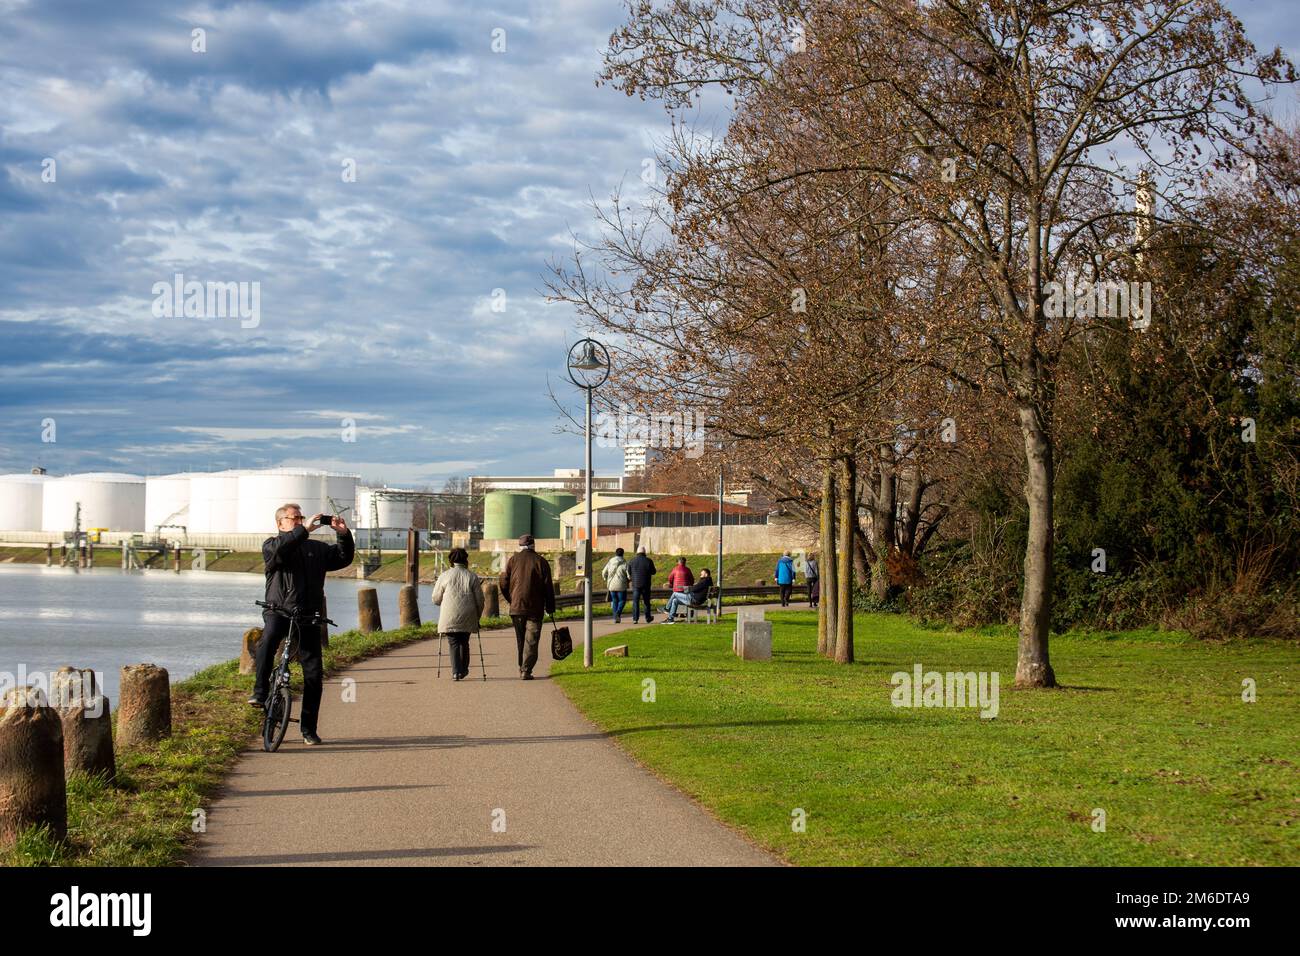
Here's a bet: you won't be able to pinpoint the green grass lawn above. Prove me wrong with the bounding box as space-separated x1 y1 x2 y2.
551 611 1299 866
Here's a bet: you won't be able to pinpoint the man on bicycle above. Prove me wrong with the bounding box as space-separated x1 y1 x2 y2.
250 503 354 745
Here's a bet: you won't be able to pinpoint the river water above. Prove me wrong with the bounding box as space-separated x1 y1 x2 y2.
0 565 432 703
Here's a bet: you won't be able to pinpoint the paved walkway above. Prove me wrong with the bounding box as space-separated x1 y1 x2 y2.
191 605 780 866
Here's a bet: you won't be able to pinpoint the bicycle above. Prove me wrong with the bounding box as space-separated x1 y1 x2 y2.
253 600 335 752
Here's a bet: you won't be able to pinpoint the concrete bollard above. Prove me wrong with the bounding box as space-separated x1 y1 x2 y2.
117 664 171 747
399 585 421 628
51 668 115 782
739 620 773 661
0 687 67 844
358 588 382 633
481 581 500 618
240 627 262 675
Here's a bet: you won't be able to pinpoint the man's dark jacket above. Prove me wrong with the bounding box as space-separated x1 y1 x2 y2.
686 576 712 604
499 547 555 619
627 553 657 590
262 524 354 614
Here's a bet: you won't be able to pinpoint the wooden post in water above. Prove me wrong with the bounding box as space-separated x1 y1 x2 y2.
45 543 52 567
173 545 181 573
405 528 418 587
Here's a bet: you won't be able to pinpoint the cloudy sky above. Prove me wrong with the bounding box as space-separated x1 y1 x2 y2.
1 0 1296 487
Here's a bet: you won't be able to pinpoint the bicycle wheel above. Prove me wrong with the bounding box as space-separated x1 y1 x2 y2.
262 682 292 752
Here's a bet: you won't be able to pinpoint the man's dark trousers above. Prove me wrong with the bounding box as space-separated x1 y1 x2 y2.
631 587 653 622
254 612 324 735
511 615 543 675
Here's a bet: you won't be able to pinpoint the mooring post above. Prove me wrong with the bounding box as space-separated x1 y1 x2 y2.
481 581 500 618
398 585 420 628
117 664 171 746
406 528 418 587
51 667 115 783
173 545 181 573
45 543 52 567
358 588 382 633
0 687 67 845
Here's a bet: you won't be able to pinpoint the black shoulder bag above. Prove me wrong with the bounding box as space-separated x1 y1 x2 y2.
550 613 573 661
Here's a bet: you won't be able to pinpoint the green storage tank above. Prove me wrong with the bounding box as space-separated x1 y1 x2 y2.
531 492 577 540
483 491 533 541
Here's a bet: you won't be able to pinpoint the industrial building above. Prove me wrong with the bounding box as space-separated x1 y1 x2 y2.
560 492 766 545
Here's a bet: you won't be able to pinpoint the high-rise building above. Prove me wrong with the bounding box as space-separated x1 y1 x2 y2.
623 442 662 478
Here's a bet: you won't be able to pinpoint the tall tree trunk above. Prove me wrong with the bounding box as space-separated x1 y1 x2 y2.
869 444 895 601
1016 401 1057 688
818 461 837 658
835 454 855 664
900 468 924 557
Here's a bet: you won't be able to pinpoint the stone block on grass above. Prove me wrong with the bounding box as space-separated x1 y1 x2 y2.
739 620 772 661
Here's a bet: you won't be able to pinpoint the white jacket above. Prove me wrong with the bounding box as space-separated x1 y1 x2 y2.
601 555 630 591
431 564 485 633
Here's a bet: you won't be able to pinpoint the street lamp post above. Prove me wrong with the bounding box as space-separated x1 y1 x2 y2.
567 338 611 669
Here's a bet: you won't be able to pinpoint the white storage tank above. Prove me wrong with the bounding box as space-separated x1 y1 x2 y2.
0 473 48 531
188 470 244 534
356 486 414 528
145 473 192 533
41 473 146 533
236 469 357 534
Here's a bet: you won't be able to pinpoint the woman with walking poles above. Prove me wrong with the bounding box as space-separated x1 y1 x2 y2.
431 547 485 681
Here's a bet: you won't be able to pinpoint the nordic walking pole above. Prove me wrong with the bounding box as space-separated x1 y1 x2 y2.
476 629 487 681
436 632 443 679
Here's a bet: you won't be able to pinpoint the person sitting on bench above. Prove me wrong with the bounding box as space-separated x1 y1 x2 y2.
664 568 713 623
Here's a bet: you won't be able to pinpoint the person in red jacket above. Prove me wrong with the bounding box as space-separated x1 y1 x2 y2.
667 556 694 593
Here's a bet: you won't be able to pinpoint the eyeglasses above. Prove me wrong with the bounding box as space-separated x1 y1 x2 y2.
284 514 305 522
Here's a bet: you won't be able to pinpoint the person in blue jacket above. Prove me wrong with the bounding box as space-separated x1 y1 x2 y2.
775 550 796 607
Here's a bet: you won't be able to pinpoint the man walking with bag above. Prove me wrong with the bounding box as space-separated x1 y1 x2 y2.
498 534 555 679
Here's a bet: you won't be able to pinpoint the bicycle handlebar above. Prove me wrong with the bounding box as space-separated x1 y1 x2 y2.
255 600 336 627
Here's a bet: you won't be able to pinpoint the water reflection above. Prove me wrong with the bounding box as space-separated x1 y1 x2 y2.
0 565 432 703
